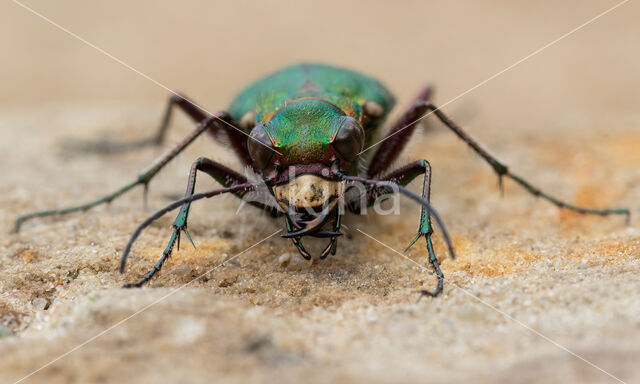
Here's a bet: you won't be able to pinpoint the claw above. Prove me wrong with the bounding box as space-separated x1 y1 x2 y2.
417 286 443 301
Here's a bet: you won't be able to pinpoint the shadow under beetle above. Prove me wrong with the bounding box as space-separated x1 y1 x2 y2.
15 63 630 296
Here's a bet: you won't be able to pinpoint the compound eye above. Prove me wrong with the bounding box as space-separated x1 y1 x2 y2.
248 123 276 169
332 117 364 162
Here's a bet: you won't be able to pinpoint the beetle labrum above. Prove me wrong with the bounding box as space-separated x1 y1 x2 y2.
15 63 629 296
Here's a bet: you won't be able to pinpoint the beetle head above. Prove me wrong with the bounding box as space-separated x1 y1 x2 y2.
246 98 365 235
247 98 364 170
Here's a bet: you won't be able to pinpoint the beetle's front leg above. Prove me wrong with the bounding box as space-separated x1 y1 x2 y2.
364 160 444 297
123 191 196 287
123 157 252 287
122 222 183 288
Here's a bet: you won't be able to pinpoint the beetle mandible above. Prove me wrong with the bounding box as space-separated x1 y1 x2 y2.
15 63 629 296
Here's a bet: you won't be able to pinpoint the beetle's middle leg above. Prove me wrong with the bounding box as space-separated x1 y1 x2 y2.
373 90 628 217
419 102 628 217
367 88 628 218
15 115 229 232
366 86 433 177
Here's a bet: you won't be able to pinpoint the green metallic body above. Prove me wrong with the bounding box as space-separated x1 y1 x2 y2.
229 63 395 165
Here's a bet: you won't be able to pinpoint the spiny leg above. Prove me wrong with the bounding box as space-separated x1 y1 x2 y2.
362 160 444 297
122 157 253 287
417 100 629 217
337 171 455 266
367 88 628 217
15 115 231 232
362 91 448 295
120 182 255 288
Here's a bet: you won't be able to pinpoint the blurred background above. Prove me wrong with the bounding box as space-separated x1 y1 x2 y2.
2 0 639 125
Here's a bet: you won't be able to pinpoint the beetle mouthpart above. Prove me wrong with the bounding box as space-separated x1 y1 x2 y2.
281 230 342 239
273 174 344 237
283 200 337 237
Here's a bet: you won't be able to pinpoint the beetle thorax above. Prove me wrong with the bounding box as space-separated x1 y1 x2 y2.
264 99 347 165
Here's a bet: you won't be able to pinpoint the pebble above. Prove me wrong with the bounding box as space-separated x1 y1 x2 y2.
32 297 49 310
172 264 193 278
278 253 291 267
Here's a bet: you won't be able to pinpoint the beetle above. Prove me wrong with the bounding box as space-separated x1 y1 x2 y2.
15 63 629 296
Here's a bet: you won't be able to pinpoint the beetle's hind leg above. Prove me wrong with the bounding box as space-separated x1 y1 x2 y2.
366 86 433 177
64 93 209 154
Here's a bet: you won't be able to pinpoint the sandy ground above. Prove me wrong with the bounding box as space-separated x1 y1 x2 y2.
1 1 640 383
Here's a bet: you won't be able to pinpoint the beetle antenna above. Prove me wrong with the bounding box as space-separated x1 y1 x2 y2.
333 171 456 260
120 183 255 273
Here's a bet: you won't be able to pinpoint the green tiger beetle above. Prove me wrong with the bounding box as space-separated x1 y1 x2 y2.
15 63 629 296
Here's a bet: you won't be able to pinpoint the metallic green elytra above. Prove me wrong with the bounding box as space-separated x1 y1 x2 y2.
229 63 395 123
16 62 629 295
230 63 395 166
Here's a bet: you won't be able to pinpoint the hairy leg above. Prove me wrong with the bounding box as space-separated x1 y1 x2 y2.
368 87 627 217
